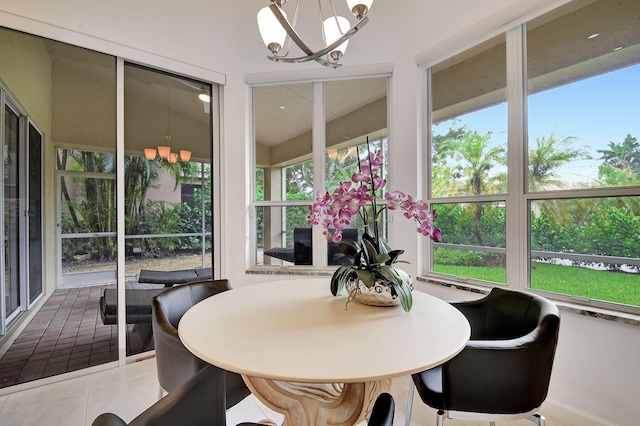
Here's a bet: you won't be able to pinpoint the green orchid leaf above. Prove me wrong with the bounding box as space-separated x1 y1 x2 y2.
373 253 391 265
393 281 413 312
362 238 379 261
331 265 353 296
386 249 405 265
376 265 401 286
362 232 377 247
338 242 358 258
394 267 412 285
378 239 392 254
356 269 376 287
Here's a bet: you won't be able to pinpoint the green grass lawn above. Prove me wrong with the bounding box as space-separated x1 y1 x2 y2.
434 262 640 306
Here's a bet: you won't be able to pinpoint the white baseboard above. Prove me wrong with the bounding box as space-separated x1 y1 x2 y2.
542 398 619 426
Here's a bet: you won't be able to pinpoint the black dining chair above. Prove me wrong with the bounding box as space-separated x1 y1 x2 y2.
405 287 560 426
151 279 251 408
237 391 395 426
92 365 227 426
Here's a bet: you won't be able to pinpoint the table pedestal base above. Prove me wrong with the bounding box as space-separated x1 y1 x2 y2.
243 376 391 426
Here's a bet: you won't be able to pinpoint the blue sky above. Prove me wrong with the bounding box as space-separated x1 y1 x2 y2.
434 63 640 185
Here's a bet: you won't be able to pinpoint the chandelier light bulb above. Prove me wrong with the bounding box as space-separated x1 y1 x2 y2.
345 0 374 19
144 148 157 160
323 16 351 62
257 6 287 55
157 146 170 159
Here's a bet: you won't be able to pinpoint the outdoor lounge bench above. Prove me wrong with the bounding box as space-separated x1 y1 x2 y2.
138 267 212 287
99 288 164 325
99 288 165 351
264 227 358 265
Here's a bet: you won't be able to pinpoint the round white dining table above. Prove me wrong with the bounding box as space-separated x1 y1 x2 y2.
178 278 470 426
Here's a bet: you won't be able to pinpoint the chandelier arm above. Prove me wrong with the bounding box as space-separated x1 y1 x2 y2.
267 54 340 68
269 3 314 55
268 14 368 62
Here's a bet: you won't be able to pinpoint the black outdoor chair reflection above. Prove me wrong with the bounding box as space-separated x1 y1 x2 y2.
264 227 358 265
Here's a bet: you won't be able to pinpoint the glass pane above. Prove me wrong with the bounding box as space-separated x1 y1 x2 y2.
254 83 313 202
259 205 311 265
4 104 20 319
325 137 389 195
530 197 640 307
431 34 507 198
284 160 314 201
0 28 118 387
432 202 506 284
325 77 388 195
527 0 640 191
28 123 43 304
124 65 213 355
59 174 116 235
62 236 117 273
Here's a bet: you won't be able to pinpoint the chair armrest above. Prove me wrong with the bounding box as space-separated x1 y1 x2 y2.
130 366 227 426
92 413 128 426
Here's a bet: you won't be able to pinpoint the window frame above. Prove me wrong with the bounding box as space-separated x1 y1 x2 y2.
249 72 392 269
419 0 640 315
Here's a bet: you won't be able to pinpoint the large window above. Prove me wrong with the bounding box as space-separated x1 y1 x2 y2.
425 0 640 312
253 77 388 268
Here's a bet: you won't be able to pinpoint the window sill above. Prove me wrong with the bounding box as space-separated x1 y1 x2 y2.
416 276 640 327
246 266 335 277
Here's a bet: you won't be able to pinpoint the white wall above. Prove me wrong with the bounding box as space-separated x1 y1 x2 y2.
1 0 639 424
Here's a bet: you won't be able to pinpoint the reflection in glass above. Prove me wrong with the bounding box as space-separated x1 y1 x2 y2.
254 83 314 203
4 104 20 320
124 65 213 356
257 205 360 266
0 27 119 385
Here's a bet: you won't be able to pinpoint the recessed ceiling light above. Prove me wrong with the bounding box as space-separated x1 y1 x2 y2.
279 106 285 110
588 33 599 39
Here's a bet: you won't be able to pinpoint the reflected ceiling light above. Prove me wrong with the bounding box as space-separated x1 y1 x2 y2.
588 33 599 39
257 0 373 68
198 93 211 103
157 136 172 160
144 148 157 161
145 90 192 163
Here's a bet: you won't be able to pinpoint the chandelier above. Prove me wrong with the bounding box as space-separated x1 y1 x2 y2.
257 0 374 68
144 88 192 163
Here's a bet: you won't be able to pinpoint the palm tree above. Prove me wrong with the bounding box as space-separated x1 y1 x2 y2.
439 130 506 245
597 134 640 172
528 131 590 191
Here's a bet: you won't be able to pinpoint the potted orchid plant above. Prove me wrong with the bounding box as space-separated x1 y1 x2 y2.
308 140 441 312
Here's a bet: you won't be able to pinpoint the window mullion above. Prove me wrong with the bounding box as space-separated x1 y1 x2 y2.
505 25 528 290
312 82 327 266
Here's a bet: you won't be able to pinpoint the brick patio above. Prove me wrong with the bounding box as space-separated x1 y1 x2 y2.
0 283 157 389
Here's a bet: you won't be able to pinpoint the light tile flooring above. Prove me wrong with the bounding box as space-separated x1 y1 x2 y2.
0 357 558 426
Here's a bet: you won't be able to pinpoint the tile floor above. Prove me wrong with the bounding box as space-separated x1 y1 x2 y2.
0 357 560 426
